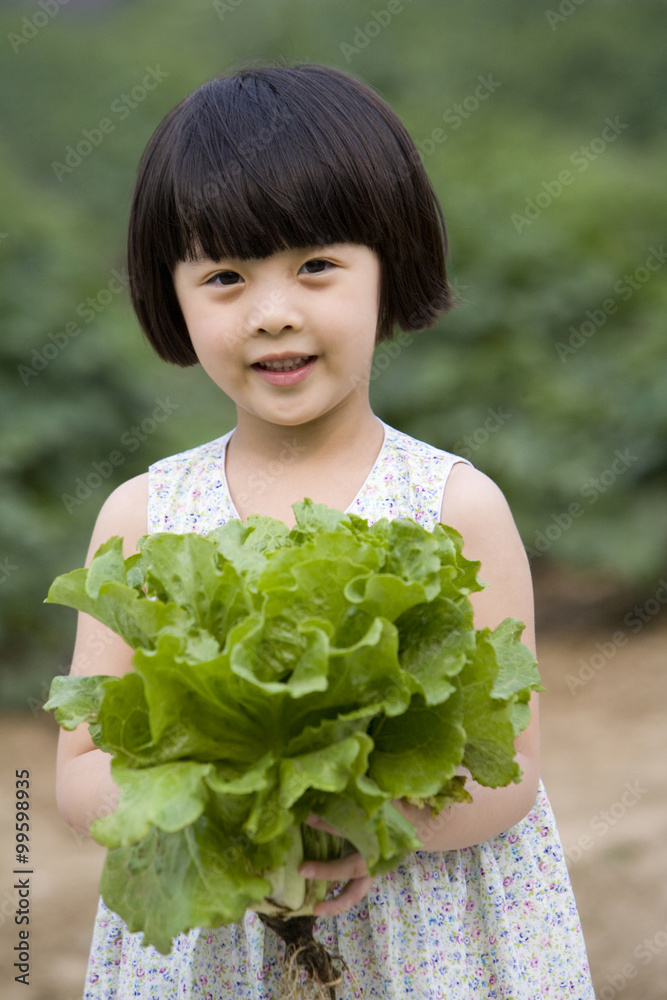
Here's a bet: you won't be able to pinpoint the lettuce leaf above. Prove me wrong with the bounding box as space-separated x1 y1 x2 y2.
44 498 542 953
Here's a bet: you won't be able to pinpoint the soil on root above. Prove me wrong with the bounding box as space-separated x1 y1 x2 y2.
257 912 350 1000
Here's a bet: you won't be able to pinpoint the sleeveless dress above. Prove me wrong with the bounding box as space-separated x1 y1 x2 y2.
82 420 595 1000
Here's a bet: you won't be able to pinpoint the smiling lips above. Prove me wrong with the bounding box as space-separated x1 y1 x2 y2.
253 355 316 372
251 354 318 386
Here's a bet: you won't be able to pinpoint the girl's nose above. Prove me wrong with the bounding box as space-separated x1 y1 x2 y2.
245 286 303 337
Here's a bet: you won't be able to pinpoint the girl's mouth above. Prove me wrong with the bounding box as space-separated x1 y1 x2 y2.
251 355 317 385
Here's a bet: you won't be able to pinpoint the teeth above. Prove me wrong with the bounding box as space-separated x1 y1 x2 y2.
257 356 311 372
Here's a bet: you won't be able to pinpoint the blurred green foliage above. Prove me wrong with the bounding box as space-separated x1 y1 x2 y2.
1 0 666 709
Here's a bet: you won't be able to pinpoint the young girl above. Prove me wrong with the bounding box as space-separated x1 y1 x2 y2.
56 62 595 999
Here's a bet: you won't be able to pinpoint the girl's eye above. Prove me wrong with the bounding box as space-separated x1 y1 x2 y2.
301 258 334 275
207 271 241 286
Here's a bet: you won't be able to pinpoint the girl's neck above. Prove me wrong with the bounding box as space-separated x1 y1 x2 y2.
228 406 384 471
223 405 385 524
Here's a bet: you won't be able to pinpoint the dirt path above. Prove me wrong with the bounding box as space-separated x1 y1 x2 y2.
538 623 667 1000
2 622 666 999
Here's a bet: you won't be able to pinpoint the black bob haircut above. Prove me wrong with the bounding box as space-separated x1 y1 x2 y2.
128 61 452 366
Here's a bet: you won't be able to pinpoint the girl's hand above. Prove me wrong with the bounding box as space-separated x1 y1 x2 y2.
299 814 373 917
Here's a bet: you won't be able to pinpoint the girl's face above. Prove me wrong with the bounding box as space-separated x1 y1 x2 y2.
172 243 381 431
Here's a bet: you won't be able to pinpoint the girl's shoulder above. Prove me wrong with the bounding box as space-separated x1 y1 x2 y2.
442 460 512 527
384 424 521 556
442 460 535 647
85 472 149 562
442 459 525 567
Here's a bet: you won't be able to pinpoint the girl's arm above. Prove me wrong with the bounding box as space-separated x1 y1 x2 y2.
302 462 540 915
54 473 148 838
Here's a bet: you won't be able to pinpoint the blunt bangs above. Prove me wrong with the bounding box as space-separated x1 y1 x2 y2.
128 62 452 366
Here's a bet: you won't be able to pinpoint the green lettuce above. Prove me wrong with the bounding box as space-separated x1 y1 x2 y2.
44 499 542 954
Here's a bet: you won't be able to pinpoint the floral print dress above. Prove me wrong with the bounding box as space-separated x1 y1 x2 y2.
82 420 595 999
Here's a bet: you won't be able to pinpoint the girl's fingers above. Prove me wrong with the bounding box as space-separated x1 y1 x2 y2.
299 822 372 916
304 813 343 837
299 851 368 882
313 875 373 917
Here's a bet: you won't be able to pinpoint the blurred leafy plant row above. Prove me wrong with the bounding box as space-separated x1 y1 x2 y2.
1 0 665 708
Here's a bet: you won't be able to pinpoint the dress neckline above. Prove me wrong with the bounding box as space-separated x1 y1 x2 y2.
220 420 389 520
